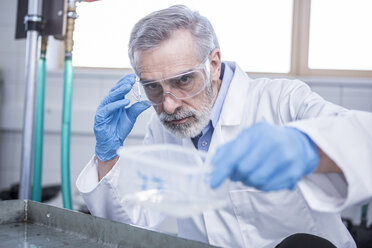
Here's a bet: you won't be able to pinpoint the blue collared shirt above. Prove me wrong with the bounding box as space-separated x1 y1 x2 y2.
191 62 234 151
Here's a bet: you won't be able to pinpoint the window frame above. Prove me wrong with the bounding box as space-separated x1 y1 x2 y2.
292 0 372 78
69 0 372 78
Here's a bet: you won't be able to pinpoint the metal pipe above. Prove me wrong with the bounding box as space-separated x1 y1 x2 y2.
28 0 42 15
19 0 43 200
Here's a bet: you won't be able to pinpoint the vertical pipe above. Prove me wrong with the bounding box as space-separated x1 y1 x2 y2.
61 57 73 209
19 0 43 200
32 36 48 202
61 3 77 209
19 31 39 200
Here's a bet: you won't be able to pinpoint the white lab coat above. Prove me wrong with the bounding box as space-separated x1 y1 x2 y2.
77 62 372 248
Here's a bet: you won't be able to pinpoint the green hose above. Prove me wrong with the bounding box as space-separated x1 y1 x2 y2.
32 50 47 202
361 204 368 226
61 56 73 209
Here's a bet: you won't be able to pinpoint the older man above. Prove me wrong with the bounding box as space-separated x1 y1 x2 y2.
77 5 372 248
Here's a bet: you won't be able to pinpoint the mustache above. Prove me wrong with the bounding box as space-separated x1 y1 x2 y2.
159 108 196 122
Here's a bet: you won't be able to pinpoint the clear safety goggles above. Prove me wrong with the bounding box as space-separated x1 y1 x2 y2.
132 59 211 106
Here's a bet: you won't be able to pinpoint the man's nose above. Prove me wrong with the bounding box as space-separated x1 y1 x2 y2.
162 93 182 114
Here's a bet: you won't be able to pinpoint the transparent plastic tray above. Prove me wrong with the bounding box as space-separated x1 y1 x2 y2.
116 144 229 217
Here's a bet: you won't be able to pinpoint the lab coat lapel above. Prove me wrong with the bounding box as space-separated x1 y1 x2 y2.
202 64 253 247
208 63 253 156
219 62 252 126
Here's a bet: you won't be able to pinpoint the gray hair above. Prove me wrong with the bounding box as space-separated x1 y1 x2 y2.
128 5 220 74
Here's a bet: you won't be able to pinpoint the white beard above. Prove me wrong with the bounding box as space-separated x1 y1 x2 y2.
159 84 214 138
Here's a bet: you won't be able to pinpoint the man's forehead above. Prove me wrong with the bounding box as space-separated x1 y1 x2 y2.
134 29 201 79
136 60 200 79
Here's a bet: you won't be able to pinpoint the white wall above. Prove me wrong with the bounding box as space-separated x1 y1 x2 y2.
1 0 372 212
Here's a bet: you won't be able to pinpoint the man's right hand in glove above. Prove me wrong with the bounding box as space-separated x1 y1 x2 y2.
94 74 150 174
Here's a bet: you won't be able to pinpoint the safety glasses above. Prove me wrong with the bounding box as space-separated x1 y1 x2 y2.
132 59 210 106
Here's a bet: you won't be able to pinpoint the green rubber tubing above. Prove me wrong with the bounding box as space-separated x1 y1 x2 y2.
61 57 73 209
361 204 368 225
32 52 46 202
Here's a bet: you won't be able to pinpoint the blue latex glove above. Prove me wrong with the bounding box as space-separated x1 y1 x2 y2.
210 122 319 191
94 74 150 162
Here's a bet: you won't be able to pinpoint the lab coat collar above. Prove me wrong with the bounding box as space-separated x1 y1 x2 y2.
219 62 253 126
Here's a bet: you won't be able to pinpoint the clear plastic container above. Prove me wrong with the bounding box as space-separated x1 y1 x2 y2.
116 144 229 218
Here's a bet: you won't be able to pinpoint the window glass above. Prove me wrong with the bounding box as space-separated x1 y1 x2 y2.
73 0 293 73
309 0 372 70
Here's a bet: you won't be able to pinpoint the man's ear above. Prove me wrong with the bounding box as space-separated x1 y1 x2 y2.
209 48 222 81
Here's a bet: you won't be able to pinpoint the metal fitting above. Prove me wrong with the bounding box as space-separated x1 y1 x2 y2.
24 15 43 31
67 11 79 19
65 6 77 54
24 15 42 23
